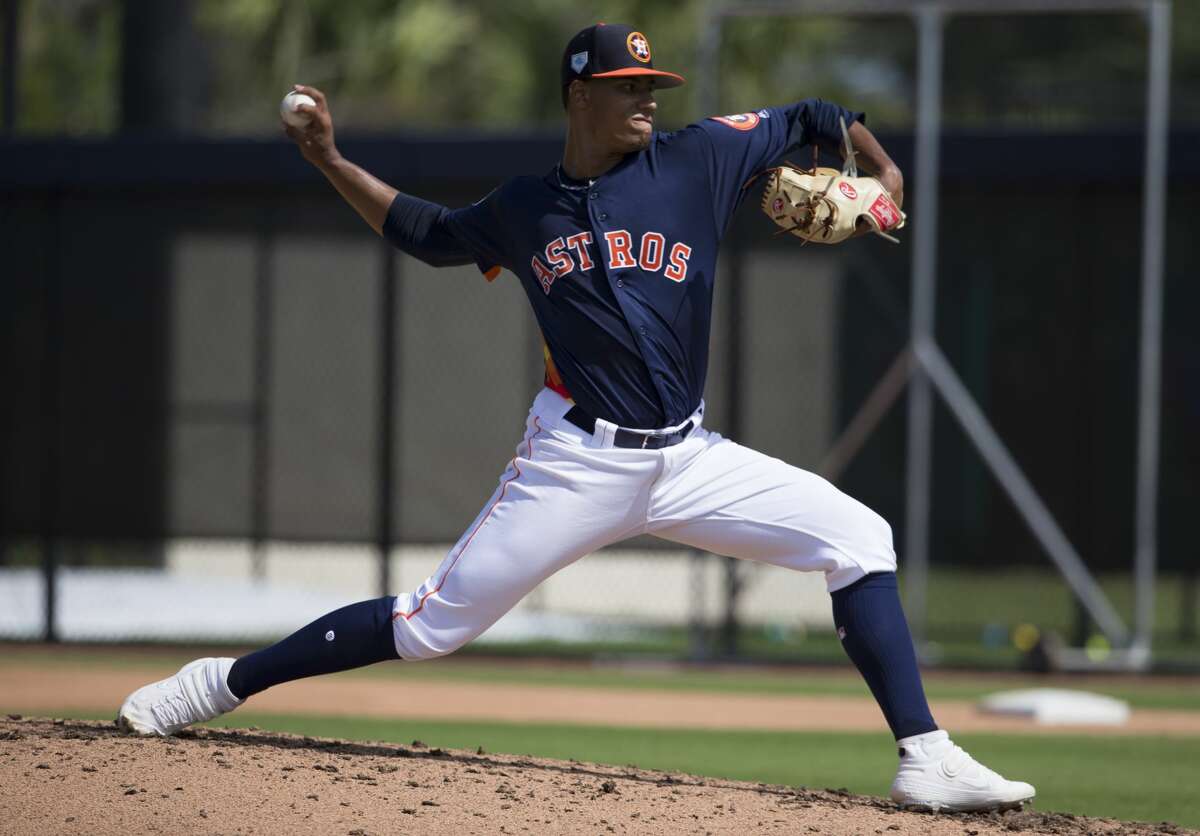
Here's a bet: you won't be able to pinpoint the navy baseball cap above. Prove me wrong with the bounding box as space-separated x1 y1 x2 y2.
560 23 685 104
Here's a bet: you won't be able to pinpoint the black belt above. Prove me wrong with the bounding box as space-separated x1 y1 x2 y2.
564 405 694 450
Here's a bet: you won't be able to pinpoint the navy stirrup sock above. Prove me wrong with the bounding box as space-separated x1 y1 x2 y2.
226 596 400 700
831 572 938 741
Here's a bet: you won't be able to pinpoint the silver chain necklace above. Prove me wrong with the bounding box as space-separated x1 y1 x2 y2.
555 164 595 191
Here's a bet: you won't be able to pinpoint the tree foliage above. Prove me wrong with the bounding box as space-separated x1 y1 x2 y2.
10 0 121 134
5 0 1199 136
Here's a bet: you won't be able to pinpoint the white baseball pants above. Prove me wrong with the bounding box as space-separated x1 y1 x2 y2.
390 388 897 660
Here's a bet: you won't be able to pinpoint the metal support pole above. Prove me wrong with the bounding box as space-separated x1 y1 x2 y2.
914 340 1131 644
1132 0 1171 656
819 348 914 482
251 212 274 580
697 7 729 660
687 551 710 661
41 192 64 642
377 245 398 597
697 5 724 118
714 0 1157 15
902 4 943 648
720 229 747 658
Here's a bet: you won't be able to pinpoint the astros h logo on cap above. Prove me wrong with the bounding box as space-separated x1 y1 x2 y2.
560 23 685 106
626 31 651 63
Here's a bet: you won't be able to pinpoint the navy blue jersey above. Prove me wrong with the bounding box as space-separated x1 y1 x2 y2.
384 98 862 429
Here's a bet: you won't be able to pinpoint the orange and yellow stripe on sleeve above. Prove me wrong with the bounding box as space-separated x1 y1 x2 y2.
542 340 572 401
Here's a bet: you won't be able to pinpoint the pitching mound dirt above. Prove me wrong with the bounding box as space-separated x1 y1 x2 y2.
1 718 1189 836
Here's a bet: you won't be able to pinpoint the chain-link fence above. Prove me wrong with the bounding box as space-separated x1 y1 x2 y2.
2 133 1198 665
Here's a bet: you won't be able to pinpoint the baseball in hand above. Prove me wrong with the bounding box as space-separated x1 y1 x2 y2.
280 91 316 128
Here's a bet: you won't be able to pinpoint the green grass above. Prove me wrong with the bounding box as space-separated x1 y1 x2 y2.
36 708 1199 827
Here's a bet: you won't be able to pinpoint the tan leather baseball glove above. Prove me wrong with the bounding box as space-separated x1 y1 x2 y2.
761 164 906 244
758 116 906 244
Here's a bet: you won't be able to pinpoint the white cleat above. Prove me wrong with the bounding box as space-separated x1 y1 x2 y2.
890 729 1036 813
116 657 244 737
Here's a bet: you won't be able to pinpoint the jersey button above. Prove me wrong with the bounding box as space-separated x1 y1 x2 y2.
589 191 599 200
639 326 647 335
616 279 624 288
599 212 608 220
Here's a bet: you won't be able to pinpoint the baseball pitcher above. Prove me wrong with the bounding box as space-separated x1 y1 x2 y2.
118 23 1033 813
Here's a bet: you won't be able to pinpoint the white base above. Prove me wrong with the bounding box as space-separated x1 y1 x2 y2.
978 687 1130 726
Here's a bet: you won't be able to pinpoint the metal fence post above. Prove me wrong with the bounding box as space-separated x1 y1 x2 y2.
251 207 274 580
698 8 729 661
903 3 944 651
377 244 399 597
1132 0 1172 658
41 191 64 642
720 229 746 658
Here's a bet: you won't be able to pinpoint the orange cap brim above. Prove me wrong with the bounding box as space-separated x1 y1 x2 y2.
589 67 686 88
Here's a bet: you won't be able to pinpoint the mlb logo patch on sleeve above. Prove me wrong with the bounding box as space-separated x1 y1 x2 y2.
709 112 761 132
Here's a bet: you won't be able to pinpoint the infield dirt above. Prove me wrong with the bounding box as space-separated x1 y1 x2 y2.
1 717 1189 836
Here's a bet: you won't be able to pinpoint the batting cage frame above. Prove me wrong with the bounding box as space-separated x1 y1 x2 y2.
698 0 1172 671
